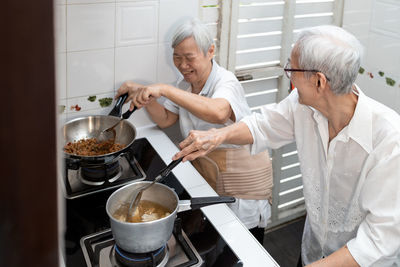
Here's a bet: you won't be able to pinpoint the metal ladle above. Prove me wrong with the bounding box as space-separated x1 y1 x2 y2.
126 157 183 220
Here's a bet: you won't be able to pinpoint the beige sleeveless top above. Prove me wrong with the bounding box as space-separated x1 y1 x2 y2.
192 146 273 202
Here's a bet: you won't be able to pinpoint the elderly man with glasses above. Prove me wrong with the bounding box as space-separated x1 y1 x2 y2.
173 25 400 266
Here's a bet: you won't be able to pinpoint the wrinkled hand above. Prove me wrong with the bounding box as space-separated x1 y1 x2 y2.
116 81 145 111
130 84 164 109
172 128 223 162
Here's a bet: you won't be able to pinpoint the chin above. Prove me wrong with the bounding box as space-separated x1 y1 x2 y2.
183 76 196 84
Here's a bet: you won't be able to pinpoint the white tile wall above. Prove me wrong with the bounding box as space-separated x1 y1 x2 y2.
67 49 115 97
366 33 400 75
67 0 114 4
158 0 199 43
371 1 400 36
67 4 115 51
55 5 66 52
56 53 67 99
66 92 115 117
58 99 67 125
55 0 200 127
344 0 400 114
55 0 66 6
116 1 159 47
115 44 158 87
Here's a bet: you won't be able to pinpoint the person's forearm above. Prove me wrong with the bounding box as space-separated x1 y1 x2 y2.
307 246 359 267
162 84 231 123
172 121 254 162
145 101 174 128
219 122 254 145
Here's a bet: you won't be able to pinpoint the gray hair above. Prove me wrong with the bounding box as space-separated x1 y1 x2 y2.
171 19 214 55
295 25 364 95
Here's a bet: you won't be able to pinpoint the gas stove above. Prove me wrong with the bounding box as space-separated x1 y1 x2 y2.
63 138 242 267
80 218 202 267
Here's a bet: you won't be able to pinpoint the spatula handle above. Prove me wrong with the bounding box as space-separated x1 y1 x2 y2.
157 158 183 182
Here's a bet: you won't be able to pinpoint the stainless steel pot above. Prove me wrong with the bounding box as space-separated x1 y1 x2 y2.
106 181 235 253
62 94 137 164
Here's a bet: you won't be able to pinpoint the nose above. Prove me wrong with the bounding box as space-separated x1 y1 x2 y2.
175 58 188 70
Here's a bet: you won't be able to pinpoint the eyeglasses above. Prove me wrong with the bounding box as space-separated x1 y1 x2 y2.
283 59 330 81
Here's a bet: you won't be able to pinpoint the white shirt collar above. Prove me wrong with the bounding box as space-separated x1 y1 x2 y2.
347 85 373 153
307 85 372 153
199 59 218 96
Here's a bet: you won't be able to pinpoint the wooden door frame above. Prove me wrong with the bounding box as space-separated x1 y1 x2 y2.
0 0 59 266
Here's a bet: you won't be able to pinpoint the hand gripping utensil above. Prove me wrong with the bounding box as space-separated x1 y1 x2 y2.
126 158 183 220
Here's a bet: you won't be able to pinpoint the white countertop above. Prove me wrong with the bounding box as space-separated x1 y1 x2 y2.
136 125 279 267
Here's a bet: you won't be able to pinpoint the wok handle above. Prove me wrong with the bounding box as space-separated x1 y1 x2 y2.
65 157 80 170
109 93 129 117
122 106 137 119
190 196 236 210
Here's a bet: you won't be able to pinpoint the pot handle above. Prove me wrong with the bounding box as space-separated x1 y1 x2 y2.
190 196 235 210
109 93 129 117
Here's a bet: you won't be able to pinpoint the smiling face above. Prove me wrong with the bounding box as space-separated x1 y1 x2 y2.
173 36 214 90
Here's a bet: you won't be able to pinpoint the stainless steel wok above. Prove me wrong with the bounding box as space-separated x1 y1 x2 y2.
63 94 137 164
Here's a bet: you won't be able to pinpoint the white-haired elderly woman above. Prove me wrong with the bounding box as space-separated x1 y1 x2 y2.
173 25 400 267
116 19 273 243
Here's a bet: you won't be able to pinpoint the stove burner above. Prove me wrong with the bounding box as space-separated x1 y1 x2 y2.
113 244 168 267
79 161 122 186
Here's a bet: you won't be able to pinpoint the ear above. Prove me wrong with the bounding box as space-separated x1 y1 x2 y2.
316 72 328 93
207 44 215 59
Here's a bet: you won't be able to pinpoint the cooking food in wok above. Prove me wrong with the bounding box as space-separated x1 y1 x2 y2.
64 138 126 156
63 115 136 161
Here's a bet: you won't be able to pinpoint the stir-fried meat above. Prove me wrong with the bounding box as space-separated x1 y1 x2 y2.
64 138 125 156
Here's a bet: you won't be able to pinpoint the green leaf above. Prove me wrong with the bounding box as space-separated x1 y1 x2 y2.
58 105 66 114
385 77 396 86
99 97 113 107
358 67 365 74
378 71 384 77
87 95 96 102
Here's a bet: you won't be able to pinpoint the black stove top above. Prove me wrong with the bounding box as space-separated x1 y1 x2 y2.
63 138 242 267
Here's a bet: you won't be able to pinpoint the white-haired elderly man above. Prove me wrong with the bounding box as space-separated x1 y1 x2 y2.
116 19 273 244
173 25 400 266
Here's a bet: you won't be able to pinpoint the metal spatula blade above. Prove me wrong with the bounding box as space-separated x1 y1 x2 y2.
126 158 183 221
96 106 137 149
97 121 118 142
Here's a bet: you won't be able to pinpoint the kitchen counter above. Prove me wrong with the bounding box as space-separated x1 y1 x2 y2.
136 125 278 267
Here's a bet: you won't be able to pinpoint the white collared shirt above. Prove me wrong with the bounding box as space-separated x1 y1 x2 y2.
241 87 400 266
163 60 271 229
